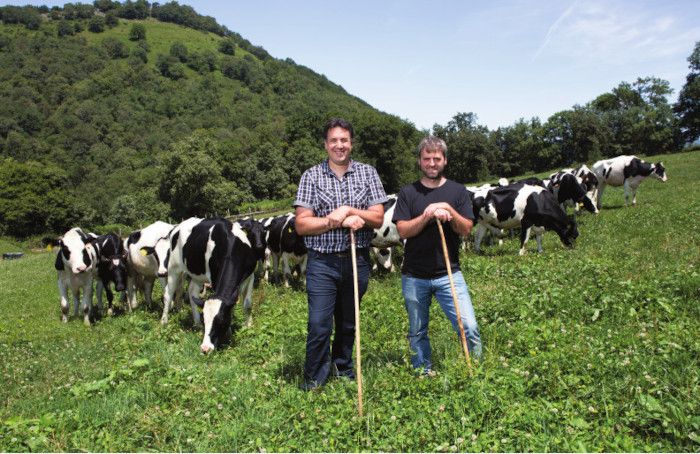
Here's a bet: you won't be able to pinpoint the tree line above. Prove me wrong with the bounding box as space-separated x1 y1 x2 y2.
0 3 697 239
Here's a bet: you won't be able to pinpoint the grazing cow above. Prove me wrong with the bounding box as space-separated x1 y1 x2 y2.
161 217 266 353
265 213 307 287
547 172 598 215
92 232 128 316
472 183 579 255
592 155 667 208
371 195 401 272
55 227 98 325
125 221 174 311
550 165 599 207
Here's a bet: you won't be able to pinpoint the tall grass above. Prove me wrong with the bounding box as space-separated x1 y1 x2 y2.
0 151 698 452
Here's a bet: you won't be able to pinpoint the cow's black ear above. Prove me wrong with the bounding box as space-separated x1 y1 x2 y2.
192 296 205 309
139 247 155 257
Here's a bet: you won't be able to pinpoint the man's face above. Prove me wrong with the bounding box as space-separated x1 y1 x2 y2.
419 148 446 180
324 127 353 166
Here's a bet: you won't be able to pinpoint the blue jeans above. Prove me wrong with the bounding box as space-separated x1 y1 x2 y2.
304 249 370 386
402 271 482 372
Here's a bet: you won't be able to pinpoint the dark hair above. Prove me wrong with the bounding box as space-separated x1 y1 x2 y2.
323 118 354 140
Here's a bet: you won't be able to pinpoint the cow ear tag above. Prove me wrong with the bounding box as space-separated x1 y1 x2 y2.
140 248 148 256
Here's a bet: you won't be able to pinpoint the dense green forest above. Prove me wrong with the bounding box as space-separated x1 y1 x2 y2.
0 2 697 238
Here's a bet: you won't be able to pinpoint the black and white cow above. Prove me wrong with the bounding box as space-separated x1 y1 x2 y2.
371 195 401 272
55 227 98 325
547 172 598 215
550 165 599 208
472 183 579 255
124 221 174 311
92 232 128 316
161 217 266 353
592 155 667 208
264 213 307 287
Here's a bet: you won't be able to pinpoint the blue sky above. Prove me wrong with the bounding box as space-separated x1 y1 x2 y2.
6 0 700 130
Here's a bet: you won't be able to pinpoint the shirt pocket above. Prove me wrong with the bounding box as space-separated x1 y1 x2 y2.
316 184 336 213
352 185 369 208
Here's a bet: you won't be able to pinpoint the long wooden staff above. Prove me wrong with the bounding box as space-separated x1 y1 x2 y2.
349 229 364 416
436 220 472 370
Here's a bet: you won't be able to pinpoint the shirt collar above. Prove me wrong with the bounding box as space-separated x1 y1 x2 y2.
322 159 356 177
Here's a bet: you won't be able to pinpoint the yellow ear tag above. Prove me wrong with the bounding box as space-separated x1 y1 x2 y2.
140 249 148 256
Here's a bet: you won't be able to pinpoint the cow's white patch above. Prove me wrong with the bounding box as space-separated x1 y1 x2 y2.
201 298 222 352
232 223 252 247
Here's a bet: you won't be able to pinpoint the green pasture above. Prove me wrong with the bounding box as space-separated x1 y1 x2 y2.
0 152 698 452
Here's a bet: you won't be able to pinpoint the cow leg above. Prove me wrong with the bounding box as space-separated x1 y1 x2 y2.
241 274 255 328
160 273 180 325
95 280 105 318
188 280 203 327
104 285 114 317
630 182 640 206
72 288 81 318
281 252 292 288
623 179 631 206
126 275 138 311
299 254 308 284
271 252 281 284
143 278 155 309
58 278 70 323
474 223 487 253
596 183 605 209
82 281 93 326
533 227 545 253
519 226 532 256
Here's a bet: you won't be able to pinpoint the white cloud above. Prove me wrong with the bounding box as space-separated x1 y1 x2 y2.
533 1 699 64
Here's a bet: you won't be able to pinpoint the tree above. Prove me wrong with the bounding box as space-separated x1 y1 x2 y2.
675 41 700 144
0 158 88 237
101 37 129 59
158 131 249 218
432 112 497 183
218 37 236 55
169 41 188 63
88 16 105 33
129 23 146 41
57 20 74 37
105 11 119 27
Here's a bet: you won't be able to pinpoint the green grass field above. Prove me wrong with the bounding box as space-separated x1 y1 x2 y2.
1 152 698 452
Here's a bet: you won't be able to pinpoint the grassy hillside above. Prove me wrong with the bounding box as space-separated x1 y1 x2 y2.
0 151 698 451
0 15 422 236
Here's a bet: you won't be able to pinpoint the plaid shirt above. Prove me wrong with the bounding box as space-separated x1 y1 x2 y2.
294 159 387 253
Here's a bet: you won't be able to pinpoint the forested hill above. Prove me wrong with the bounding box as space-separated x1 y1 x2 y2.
0 3 423 237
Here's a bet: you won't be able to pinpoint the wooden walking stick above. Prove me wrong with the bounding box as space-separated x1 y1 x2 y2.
349 229 364 416
436 220 472 370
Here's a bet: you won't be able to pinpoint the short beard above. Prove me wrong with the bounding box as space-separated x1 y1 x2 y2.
424 171 443 181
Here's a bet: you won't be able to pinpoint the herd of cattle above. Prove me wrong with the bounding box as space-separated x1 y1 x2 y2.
53 155 667 353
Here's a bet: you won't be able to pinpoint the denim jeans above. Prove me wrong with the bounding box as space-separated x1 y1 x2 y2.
402 271 482 372
304 248 370 386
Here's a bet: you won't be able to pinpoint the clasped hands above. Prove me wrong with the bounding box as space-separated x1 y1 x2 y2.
423 202 453 222
326 205 365 231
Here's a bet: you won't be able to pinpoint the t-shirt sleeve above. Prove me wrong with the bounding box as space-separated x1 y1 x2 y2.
293 170 314 210
367 167 388 207
392 186 412 223
456 185 475 221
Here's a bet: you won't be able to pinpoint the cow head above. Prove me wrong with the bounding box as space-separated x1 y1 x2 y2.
193 296 234 354
652 162 667 182
139 236 171 277
57 228 96 274
235 219 267 260
559 215 579 248
283 217 308 256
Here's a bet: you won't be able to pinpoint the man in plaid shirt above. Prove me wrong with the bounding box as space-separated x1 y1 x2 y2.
294 118 388 391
